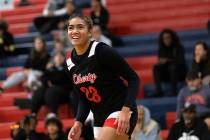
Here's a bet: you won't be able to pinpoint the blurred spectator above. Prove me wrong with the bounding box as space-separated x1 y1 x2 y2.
0 19 15 59
153 29 187 97
191 41 210 85
90 0 123 47
176 70 210 129
42 0 66 16
168 102 210 140
34 0 80 34
91 25 112 46
0 36 50 93
18 0 30 6
53 30 72 48
44 117 67 140
12 114 44 140
31 51 71 117
91 0 109 34
131 106 161 140
51 40 69 56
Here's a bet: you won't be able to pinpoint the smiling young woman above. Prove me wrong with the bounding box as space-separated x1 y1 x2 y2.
66 14 140 140
67 15 92 55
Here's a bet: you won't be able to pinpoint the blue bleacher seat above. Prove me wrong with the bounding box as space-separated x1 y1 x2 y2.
15 32 53 44
1 55 27 67
75 0 91 8
0 68 6 80
28 24 38 33
143 82 185 97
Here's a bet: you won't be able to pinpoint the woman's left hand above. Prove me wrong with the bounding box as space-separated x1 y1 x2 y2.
114 107 131 135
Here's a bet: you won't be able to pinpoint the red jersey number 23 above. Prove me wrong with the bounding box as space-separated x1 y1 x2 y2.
80 86 101 103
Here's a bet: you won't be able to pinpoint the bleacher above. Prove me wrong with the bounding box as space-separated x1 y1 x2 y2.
0 0 210 139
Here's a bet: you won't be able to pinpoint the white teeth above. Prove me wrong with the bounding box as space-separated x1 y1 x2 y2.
72 36 79 39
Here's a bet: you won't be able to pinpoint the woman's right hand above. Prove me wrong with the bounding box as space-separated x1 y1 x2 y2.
68 121 82 140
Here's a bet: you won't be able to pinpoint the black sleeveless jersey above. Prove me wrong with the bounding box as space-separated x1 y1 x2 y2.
66 41 140 123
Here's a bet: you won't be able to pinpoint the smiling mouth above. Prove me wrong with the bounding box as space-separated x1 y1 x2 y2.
72 36 79 39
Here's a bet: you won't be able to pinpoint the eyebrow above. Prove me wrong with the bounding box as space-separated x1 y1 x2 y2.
68 23 86 26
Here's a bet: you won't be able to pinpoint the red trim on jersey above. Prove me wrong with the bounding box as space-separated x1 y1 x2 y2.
66 49 72 59
103 118 118 129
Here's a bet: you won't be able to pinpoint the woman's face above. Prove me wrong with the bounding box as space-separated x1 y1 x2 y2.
91 0 100 11
66 2 75 14
47 123 59 135
92 26 102 41
54 54 64 66
55 42 64 52
68 17 90 47
187 78 201 91
183 110 196 127
163 33 172 47
34 38 45 52
195 44 207 59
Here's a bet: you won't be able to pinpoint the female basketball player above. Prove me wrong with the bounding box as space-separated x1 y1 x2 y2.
67 14 140 140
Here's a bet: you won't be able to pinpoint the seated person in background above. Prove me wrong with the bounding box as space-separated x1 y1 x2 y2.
42 0 66 17
52 0 81 47
191 41 210 85
34 0 80 34
51 40 69 56
168 102 210 140
90 0 123 46
44 116 67 140
131 105 161 140
18 0 30 6
12 114 44 140
91 0 109 34
176 70 210 129
0 36 50 93
91 25 112 46
53 30 72 49
31 51 72 118
153 29 187 97
0 19 15 60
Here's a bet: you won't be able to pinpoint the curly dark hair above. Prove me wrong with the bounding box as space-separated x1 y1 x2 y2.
68 13 93 31
158 28 182 48
45 117 63 133
193 41 210 60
